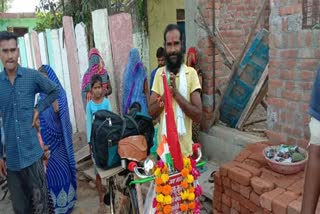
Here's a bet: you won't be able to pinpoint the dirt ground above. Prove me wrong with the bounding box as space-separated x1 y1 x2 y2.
0 107 266 214
0 133 213 214
0 169 213 214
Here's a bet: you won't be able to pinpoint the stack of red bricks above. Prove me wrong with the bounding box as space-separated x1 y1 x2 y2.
212 142 317 214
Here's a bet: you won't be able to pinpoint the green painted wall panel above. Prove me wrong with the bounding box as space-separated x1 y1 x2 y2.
45 29 55 68
18 37 28 67
0 18 37 32
147 0 184 72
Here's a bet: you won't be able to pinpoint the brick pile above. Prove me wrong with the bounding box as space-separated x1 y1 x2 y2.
212 142 317 214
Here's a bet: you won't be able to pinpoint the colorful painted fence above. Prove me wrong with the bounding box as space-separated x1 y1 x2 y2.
6 10 143 135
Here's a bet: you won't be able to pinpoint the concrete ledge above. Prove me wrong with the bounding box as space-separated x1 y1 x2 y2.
0 13 36 18
200 124 267 164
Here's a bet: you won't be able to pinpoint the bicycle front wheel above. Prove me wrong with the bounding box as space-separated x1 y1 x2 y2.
115 183 138 214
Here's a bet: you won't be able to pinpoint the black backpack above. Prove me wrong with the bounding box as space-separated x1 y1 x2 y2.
123 110 154 153
90 110 154 169
90 110 123 169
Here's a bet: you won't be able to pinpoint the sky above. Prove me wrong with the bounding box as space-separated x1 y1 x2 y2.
8 0 40 12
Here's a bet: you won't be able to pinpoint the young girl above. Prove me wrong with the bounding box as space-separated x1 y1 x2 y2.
86 74 112 214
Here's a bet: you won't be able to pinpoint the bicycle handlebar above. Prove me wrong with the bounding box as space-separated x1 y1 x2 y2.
133 166 152 179
129 160 207 186
130 146 203 180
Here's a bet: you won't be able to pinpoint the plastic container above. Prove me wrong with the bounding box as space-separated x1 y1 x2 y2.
263 146 308 175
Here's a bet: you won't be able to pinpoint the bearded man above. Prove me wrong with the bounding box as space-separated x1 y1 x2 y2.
148 24 202 157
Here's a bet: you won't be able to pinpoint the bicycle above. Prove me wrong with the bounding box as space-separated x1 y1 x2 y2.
95 136 206 214
97 137 206 214
127 144 205 214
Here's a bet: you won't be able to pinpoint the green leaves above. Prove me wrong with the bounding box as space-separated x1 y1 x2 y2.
34 11 62 32
0 0 12 12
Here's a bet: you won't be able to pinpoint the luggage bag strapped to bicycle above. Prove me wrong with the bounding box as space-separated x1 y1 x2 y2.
90 109 154 169
90 110 123 170
123 109 154 153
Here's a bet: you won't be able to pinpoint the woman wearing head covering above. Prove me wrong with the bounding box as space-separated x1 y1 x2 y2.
81 48 112 109
122 48 150 115
186 47 202 143
38 65 77 214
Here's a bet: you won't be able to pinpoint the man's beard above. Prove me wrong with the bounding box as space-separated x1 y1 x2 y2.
165 52 183 74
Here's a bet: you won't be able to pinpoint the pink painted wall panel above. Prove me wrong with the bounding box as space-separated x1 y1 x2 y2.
31 31 42 69
63 16 86 134
108 13 133 114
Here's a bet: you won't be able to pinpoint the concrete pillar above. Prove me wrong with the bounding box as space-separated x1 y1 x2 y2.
92 9 119 114
30 31 42 69
109 13 133 114
59 27 77 133
24 33 34 69
18 37 28 67
45 29 55 69
75 22 89 83
38 32 48 65
51 29 65 87
63 16 86 134
185 0 198 50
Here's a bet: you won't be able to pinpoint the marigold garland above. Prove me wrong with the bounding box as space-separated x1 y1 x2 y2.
152 158 203 214
180 157 202 214
153 160 172 214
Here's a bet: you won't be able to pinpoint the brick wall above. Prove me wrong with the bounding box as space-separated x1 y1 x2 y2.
215 0 269 91
196 0 269 129
268 0 320 145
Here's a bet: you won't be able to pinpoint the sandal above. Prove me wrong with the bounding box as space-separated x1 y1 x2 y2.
208 170 216 183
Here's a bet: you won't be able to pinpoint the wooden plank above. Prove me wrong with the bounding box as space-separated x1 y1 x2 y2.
76 159 92 171
243 118 267 127
236 65 268 129
196 7 234 69
244 79 268 125
74 145 90 163
96 166 124 180
212 0 268 125
83 166 123 181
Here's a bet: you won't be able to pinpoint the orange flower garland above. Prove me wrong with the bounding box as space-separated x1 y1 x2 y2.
179 157 202 213
153 158 202 214
153 160 172 214
180 157 195 213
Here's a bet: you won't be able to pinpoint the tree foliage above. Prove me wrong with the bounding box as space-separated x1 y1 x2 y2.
34 11 63 32
34 0 147 47
34 0 63 32
0 0 12 12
